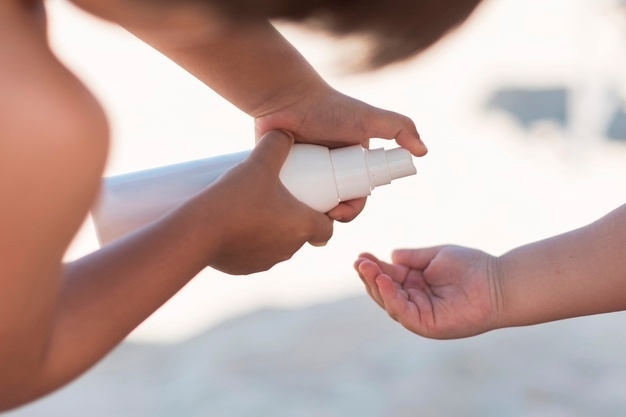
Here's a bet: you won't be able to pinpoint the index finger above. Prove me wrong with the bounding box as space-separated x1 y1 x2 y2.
326 197 366 222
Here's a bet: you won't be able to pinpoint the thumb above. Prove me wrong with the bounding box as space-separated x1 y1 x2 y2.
363 107 428 157
392 246 441 269
250 130 295 175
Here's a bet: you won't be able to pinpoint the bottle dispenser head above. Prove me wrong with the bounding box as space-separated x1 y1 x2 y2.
366 147 417 187
329 145 417 201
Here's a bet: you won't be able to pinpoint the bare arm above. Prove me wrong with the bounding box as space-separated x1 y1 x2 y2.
128 18 330 119
2 123 329 410
354 204 626 339
69 0 428 156
498 204 626 327
0 3 331 409
66 0 426 222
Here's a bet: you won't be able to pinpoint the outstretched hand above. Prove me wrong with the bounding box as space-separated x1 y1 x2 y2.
354 246 502 339
254 85 427 223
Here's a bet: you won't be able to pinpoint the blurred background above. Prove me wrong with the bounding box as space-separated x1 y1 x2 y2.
7 0 626 415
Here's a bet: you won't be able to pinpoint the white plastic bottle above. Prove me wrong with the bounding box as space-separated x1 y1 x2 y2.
91 144 416 245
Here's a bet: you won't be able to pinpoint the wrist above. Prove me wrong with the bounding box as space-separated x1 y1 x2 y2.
491 253 515 330
161 193 222 270
494 246 548 329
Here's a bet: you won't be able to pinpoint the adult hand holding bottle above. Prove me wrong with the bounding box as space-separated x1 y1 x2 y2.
189 130 334 275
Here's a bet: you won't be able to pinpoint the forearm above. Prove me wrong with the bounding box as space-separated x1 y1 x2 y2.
68 0 329 117
14 203 217 408
127 19 329 117
6 129 318 409
498 204 626 327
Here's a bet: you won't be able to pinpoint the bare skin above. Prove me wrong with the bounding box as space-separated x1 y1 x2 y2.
0 0 431 409
69 0 427 221
355 204 626 339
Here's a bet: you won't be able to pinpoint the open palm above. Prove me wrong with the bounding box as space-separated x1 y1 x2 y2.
354 245 501 339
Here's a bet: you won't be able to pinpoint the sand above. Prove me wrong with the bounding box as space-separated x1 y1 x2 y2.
8 297 626 416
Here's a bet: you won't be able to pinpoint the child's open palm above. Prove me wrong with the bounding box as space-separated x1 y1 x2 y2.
354 246 502 339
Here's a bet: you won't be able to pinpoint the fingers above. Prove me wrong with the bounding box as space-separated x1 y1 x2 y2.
252 129 333 248
376 275 428 332
357 253 397 277
392 247 442 270
355 255 402 306
357 260 409 323
327 197 366 222
355 258 386 308
364 107 428 157
356 256 431 335
375 275 407 320
394 119 428 157
251 130 294 175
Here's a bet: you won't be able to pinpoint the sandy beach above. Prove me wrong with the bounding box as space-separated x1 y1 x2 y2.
8 296 626 416
4 0 626 415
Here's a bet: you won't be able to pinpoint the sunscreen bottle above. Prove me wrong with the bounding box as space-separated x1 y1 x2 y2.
91 144 416 245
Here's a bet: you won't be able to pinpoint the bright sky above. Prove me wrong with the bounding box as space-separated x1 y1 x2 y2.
49 0 626 342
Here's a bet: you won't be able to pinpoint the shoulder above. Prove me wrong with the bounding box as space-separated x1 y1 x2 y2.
0 0 109 250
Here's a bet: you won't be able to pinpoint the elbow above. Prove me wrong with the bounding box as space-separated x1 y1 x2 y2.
0 352 66 412
0 369 46 412
0 335 54 412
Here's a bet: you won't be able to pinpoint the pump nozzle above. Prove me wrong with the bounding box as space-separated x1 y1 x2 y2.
366 147 416 188
329 145 417 201
385 147 417 180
